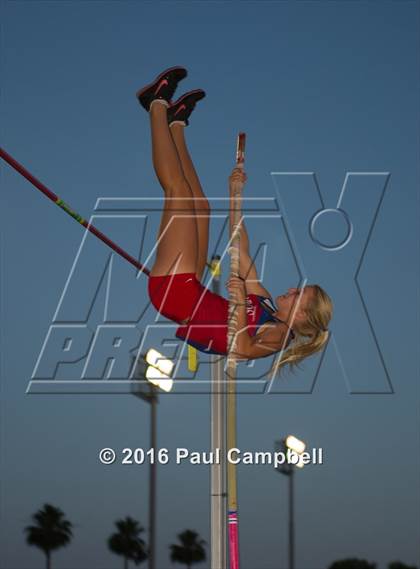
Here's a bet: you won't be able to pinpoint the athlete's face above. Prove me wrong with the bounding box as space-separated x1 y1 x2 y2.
275 287 314 321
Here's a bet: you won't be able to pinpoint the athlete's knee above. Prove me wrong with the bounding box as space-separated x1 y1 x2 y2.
166 177 193 197
165 181 197 212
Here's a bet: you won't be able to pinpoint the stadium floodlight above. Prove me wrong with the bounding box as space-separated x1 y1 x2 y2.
145 366 173 393
145 348 175 378
285 435 306 455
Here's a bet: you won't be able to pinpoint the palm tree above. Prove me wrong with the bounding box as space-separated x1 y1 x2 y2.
169 529 206 569
107 516 148 569
24 503 73 569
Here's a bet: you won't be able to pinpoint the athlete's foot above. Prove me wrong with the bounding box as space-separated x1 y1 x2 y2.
168 89 206 127
136 66 188 112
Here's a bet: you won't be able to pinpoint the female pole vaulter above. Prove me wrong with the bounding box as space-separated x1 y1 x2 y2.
140 66 333 371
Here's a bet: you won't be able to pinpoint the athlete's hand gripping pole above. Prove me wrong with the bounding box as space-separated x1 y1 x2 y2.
227 132 246 569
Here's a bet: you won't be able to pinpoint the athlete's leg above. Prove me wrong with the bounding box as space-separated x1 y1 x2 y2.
149 102 198 277
170 123 210 281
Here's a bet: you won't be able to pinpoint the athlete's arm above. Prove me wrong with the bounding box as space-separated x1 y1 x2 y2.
225 276 256 356
240 256 271 297
226 277 287 360
234 322 289 361
229 168 270 297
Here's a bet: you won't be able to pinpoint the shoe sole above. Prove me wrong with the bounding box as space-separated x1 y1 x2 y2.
170 89 206 109
168 89 206 122
136 66 187 102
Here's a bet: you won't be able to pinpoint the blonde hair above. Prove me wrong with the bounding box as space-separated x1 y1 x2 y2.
274 284 333 375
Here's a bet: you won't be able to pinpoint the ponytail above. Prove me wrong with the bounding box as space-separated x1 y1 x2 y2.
273 329 329 375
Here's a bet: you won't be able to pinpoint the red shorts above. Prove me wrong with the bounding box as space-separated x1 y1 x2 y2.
148 273 206 324
148 273 229 353
148 273 228 324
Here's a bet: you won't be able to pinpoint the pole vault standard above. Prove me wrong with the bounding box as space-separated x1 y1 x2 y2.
210 254 227 569
227 133 246 569
0 147 151 277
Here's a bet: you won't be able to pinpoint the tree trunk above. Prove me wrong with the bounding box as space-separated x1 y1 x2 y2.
46 552 51 569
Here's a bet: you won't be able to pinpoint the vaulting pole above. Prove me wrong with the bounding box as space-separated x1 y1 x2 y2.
0 147 150 276
227 133 246 569
2 144 247 567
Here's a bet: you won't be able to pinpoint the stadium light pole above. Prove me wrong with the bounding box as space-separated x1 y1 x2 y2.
132 349 174 569
274 435 306 569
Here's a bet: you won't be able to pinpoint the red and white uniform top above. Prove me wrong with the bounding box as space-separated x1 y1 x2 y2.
176 292 293 356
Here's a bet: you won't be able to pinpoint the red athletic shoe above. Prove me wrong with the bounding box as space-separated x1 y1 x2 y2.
136 66 187 111
167 89 206 126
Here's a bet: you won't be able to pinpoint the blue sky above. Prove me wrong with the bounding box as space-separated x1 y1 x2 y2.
1 1 419 568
